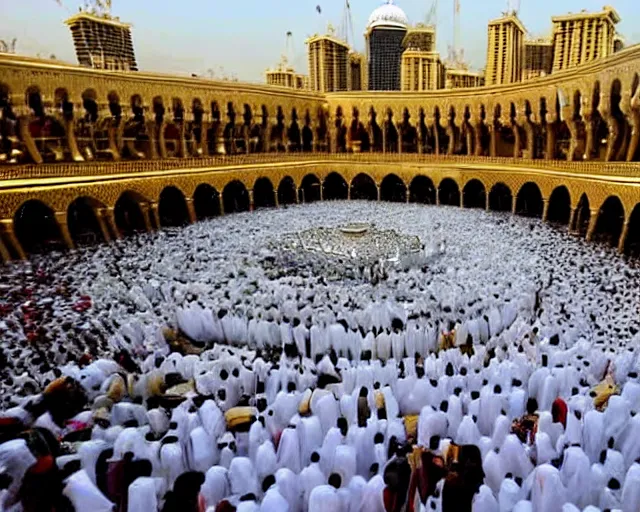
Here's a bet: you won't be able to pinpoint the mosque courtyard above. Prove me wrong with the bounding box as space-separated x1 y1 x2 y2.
1 200 640 511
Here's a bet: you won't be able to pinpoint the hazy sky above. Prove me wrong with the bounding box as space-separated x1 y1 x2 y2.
0 0 637 82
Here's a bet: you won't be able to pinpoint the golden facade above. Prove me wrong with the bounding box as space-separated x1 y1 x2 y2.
403 26 436 53
265 58 307 90
523 39 553 80
306 34 350 93
551 7 620 73
65 13 137 71
485 15 526 86
349 53 367 92
445 69 484 89
1 43 640 261
401 51 445 91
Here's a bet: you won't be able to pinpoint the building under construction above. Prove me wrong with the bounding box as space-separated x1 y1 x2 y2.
349 52 367 91
523 38 553 80
400 25 444 91
485 14 526 86
65 11 137 71
265 57 307 89
551 6 620 73
365 0 409 91
445 68 484 89
306 32 350 92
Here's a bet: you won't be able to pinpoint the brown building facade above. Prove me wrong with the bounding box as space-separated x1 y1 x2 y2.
306 34 350 93
523 39 553 80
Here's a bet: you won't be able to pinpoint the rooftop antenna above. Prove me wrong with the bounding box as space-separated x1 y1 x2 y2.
447 0 461 65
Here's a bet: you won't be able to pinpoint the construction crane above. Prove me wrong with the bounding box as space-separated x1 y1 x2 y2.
425 0 438 27
447 0 463 66
83 0 112 16
505 0 521 16
339 0 356 49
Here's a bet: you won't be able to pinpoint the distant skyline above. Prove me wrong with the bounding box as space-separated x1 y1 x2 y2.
0 0 636 82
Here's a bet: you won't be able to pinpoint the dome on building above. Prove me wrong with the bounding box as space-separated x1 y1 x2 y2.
367 0 409 30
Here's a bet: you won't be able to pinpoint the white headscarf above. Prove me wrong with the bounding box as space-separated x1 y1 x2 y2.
0 439 37 509
483 449 505 495
358 474 386 512
472 484 499 512
63 470 114 512
128 476 164 512
559 446 591 509
277 426 301 473
530 464 567 512
200 466 229 510
229 456 259 497
298 416 324 467
260 486 290 512
275 467 300 511
622 463 640 512
309 484 341 512
500 435 533 480
498 478 523 512
583 410 605 464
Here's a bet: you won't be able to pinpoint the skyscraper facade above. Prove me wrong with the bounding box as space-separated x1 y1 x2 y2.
485 14 525 86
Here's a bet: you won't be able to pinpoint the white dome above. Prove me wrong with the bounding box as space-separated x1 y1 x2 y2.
367 0 409 30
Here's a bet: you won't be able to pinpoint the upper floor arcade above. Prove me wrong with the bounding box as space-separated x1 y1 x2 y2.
1 44 640 167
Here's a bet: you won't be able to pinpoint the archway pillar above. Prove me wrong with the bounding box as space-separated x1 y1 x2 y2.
0 237 10 262
54 212 74 250
320 184 324 201
485 193 490 211
249 189 255 211
475 121 484 156
545 117 557 160
512 118 522 158
218 195 225 215
568 206 578 233
0 220 26 260
273 189 280 208
488 123 497 157
626 108 640 162
511 196 518 215
93 207 112 243
405 189 410 203
541 198 550 222
583 112 595 161
347 185 351 201
185 198 197 224
144 202 159 231
618 218 631 253
585 209 599 242
460 191 464 208
299 188 305 204
64 117 84 162
376 185 381 202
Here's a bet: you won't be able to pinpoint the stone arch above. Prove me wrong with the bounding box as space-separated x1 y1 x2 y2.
159 186 189 227
489 183 513 212
624 203 640 257
609 79 625 160
193 183 220 220
572 193 591 237
222 180 250 213
438 178 460 207
114 190 149 235
67 196 107 246
380 174 407 202
323 172 348 200
593 196 625 247
54 87 74 120
14 199 64 254
409 175 436 204
591 81 607 160
300 173 321 203
515 182 543 218
277 176 297 206
547 186 571 225
462 179 486 209
253 177 276 209
82 89 99 122
107 91 122 123
350 173 378 201
25 85 44 117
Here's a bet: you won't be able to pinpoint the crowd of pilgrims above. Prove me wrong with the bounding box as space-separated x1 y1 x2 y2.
0 201 640 512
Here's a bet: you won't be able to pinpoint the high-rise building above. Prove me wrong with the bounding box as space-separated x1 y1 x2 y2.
365 0 409 91
523 38 553 80
401 50 445 91
306 32 350 92
265 57 307 89
485 14 526 86
403 24 436 53
445 68 484 89
349 52 367 91
551 6 620 73
65 12 137 71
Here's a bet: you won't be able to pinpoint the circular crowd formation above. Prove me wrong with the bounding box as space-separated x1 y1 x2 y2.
0 201 639 512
